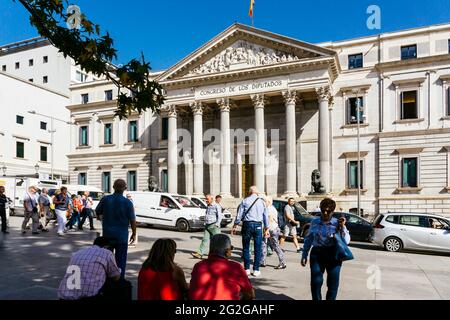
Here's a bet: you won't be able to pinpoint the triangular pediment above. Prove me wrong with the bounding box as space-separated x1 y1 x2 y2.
157 23 337 82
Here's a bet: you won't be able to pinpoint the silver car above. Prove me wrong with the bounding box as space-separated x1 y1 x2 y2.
371 212 450 253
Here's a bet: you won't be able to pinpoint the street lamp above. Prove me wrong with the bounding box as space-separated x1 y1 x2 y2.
34 163 40 178
28 110 70 181
352 90 365 217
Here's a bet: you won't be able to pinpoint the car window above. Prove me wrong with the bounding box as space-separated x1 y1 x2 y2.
428 218 450 229
399 215 428 227
346 214 360 224
385 215 399 224
159 196 178 210
191 198 207 209
172 196 197 208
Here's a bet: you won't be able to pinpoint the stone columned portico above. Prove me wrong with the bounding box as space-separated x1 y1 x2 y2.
154 23 339 201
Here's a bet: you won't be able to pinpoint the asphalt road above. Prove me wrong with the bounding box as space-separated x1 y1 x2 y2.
1 216 450 300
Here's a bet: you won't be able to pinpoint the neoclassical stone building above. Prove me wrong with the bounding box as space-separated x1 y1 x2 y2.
67 23 450 216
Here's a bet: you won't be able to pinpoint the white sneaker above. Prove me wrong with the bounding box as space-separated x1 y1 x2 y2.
57 232 64 237
245 269 251 276
253 270 261 277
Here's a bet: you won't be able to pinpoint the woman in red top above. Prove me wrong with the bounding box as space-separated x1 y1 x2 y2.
138 239 188 300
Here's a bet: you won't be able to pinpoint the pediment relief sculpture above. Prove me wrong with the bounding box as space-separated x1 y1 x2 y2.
186 40 300 77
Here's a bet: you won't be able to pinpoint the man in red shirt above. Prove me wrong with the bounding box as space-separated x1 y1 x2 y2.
189 234 255 300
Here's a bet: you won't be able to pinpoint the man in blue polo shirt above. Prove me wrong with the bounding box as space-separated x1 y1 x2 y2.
95 179 136 279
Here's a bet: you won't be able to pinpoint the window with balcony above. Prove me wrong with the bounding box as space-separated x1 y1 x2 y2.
128 121 138 142
78 173 87 185
104 123 113 145
127 171 137 191
401 45 417 60
347 97 365 124
40 146 48 162
102 172 111 193
16 141 24 158
401 157 418 188
400 90 418 119
79 126 89 146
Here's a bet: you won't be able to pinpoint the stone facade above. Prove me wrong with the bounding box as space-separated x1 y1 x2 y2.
67 23 450 217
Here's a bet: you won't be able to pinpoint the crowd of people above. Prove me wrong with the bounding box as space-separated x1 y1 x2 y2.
52 179 352 301
0 185 98 236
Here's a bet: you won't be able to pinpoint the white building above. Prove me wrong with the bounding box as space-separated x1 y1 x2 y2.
0 37 99 180
67 22 450 217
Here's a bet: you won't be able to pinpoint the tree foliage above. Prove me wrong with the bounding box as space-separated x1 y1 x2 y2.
15 0 165 119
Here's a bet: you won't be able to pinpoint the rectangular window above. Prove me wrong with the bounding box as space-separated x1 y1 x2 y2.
79 126 89 146
40 146 48 162
29 78 33 82
81 93 89 104
75 71 87 82
348 53 363 69
448 40 450 54
43 76 48 84
105 90 113 101
161 169 168 192
128 121 138 142
1 65 6 72
401 44 417 60
78 173 87 185
161 117 169 140
102 172 111 193
15 62 19 69
104 123 113 145
399 215 427 228
29 59 34 66
40 122 47 130
16 115 24 125
402 157 418 188
16 141 24 158
43 56 48 63
347 97 364 124
348 160 364 189
401 91 418 119
127 171 137 192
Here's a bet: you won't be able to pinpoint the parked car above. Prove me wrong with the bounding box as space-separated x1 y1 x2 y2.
128 192 206 232
371 212 450 253
272 200 314 239
311 211 373 242
188 195 233 228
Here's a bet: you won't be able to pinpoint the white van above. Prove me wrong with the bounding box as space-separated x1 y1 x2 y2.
128 191 206 232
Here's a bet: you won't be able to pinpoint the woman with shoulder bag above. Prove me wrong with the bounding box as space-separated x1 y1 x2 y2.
300 198 352 300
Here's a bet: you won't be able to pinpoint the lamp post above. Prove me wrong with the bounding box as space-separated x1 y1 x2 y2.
34 163 40 178
353 90 365 218
28 110 72 180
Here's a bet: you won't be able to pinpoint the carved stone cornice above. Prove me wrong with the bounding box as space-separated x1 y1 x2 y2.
189 101 203 115
161 105 177 118
217 98 232 112
282 90 297 105
251 94 269 110
316 86 331 103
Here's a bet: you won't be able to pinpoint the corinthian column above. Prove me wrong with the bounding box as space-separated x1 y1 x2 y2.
166 105 178 194
251 94 268 194
316 86 331 193
190 102 204 195
282 90 298 197
217 98 232 197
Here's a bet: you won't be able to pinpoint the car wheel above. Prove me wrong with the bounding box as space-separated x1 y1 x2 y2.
176 219 190 232
384 237 403 252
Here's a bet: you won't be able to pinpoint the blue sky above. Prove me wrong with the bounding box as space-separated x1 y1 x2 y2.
1 0 449 71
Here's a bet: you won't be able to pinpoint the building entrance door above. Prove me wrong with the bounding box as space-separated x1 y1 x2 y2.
242 155 254 196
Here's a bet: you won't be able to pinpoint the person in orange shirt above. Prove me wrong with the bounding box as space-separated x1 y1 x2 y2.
66 194 83 230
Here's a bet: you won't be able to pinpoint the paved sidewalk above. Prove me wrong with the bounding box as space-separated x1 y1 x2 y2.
1 216 450 300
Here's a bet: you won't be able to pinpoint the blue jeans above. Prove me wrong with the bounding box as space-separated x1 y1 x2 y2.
242 221 263 271
112 243 128 279
309 247 342 300
66 211 80 228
